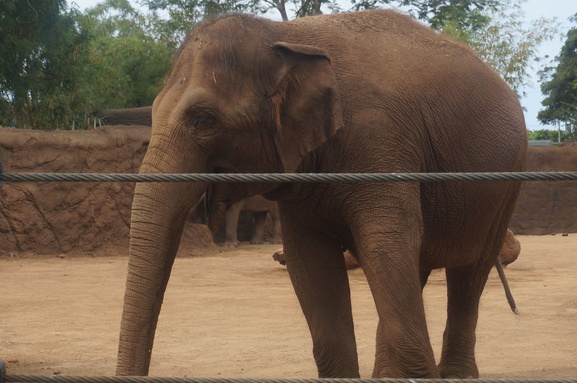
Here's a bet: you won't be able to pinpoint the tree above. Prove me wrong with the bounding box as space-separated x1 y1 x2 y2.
138 0 268 45
0 0 561 130
78 0 174 109
352 0 500 31
438 0 559 96
538 14 577 138
527 128 566 142
0 0 88 129
0 0 174 130
138 0 509 40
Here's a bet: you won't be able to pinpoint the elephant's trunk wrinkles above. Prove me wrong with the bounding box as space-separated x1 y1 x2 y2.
117 138 208 376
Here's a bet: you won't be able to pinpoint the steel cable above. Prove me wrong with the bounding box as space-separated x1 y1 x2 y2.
0 172 577 183
4 376 577 383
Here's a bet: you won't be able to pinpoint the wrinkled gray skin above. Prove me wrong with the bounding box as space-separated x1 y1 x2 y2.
116 10 527 379
224 195 282 247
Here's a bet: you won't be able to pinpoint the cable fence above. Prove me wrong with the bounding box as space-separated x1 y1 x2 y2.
2 373 576 383
1 171 577 184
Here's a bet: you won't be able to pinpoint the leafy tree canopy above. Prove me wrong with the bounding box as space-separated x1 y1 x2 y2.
141 0 502 29
438 0 559 96
352 0 500 30
0 0 172 129
0 0 563 130
538 14 577 131
79 0 173 109
0 0 86 128
527 128 573 143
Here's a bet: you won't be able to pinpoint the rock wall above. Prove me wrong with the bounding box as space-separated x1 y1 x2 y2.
0 127 575 257
0 126 149 256
509 144 577 235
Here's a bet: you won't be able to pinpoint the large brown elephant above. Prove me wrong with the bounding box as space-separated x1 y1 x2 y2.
116 10 527 378
223 195 282 247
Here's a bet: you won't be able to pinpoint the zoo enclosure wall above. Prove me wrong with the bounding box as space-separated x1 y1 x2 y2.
0 126 576 257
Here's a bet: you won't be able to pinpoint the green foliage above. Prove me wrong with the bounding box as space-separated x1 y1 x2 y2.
351 0 500 31
0 0 173 130
439 0 559 96
0 0 565 131
527 129 552 141
79 0 174 109
0 0 88 129
538 14 577 129
140 0 268 45
144 0 557 97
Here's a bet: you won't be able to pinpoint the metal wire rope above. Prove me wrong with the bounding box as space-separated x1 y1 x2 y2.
0 172 577 183
3 375 577 383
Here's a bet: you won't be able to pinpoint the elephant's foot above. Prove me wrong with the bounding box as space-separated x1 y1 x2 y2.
269 238 283 244
372 365 440 378
438 364 479 379
250 239 264 244
223 240 240 248
372 354 440 378
371 366 392 378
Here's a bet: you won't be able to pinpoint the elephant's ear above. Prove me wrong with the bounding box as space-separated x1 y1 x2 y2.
271 42 344 173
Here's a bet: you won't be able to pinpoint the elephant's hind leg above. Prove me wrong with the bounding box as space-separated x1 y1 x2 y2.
439 259 494 378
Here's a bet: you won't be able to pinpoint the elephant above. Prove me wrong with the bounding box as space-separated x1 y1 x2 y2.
116 10 527 378
223 195 282 247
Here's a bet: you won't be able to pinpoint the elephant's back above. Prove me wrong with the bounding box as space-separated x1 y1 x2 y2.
281 10 482 79
282 10 525 169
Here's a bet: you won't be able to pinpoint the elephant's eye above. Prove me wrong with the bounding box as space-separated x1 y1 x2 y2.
192 114 213 128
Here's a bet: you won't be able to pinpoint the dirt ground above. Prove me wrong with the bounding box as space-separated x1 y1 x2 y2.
1 235 576 379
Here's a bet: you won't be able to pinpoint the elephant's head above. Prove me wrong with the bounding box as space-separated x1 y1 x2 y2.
117 15 343 375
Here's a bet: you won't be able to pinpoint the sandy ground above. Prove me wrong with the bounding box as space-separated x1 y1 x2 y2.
1 235 576 379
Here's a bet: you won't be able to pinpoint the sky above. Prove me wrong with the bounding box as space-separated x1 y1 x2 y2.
68 0 576 131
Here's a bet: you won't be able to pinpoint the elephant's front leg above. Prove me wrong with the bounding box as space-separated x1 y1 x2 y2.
353 185 438 378
362 249 437 377
281 208 359 378
224 201 243 247
372 267 433 377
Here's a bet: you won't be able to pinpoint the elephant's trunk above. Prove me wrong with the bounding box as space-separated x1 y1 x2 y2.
116 135 208 376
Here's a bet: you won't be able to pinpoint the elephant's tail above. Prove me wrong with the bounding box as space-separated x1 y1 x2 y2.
495 258 519 315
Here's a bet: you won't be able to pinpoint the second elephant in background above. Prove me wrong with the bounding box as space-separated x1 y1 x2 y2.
224 195 282 247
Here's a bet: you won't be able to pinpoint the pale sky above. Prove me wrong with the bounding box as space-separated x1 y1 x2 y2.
68 0 576 131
